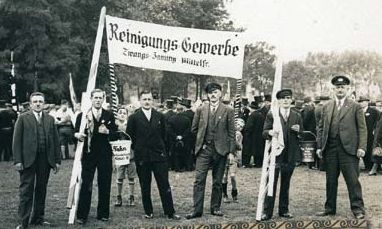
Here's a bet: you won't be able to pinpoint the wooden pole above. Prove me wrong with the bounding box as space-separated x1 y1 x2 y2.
67 6 107 224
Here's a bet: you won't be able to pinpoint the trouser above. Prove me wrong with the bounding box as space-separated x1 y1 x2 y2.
192 144 227 214
136 161 175 216
18 150 51 227
324 138 365 215
263 164 294 217
77 152 112 220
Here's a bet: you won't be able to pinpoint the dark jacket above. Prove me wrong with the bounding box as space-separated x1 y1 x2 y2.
13 111 61 169
263 108 303 165
127 108 168 163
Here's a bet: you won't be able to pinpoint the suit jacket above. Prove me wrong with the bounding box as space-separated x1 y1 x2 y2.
127 108 168 163
302 104 316 134
243 109 265 155
191 102 236 156
167 113 192 143
263 108 303 165
13 111 61 169
75 109 117 155
317 98 367 155
364 107 380 151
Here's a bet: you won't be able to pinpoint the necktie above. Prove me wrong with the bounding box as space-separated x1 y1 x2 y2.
283 110 288 120
37 113 42 123
95 110 101 121
337 101 342 111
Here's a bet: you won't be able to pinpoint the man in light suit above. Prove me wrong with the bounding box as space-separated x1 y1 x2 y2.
261 89 303 221
13 92 61 229
74 89 118 224
126 90 180 220
316 75 367 219
186 82 236 219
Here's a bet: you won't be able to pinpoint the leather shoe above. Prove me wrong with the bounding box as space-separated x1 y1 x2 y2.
211 210 224 217
368 171 377 176
31 219 51 226
144 213 153 219
279 212 293 218
16 225 25 229
185 213 202 219
354 213 365 219
261 214 271 221
316 211 335 216
75 218 86 225
167 214 181 220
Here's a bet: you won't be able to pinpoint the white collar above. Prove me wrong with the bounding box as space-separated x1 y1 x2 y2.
335 97 346 106
32 110 42 118
92 107 102 116
142 108 152 120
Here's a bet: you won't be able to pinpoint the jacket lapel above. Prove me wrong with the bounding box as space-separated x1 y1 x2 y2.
338 98 351 121
201 104 209 129
213 103 224 127
326 100 335 125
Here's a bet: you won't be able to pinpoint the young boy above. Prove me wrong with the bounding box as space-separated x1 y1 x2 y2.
222 118 244 203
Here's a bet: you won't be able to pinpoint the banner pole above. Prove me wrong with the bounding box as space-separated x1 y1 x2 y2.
108 63 118 117
67 6 107 224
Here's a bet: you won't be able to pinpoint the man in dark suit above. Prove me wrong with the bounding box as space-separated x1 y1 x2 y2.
13 92 61 229
126 90 180 220
316 75 367 219
181 98 196 170
261 89 303 221
358 96 380 172
186 82 236 219
242 101 266 168
239 97 250 123
0 100 15 161
74 89 118 224
168 103 192 172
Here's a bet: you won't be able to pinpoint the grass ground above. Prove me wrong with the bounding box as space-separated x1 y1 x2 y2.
0 160 381 229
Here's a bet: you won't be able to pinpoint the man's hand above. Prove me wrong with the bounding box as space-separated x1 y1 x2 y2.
53 164 60 174
74 132 87 142
176 135 183 140
316 149 323 159
268 130 279 137
291 124 300 132
98 124 109 135
15 163 23 171
357 149 365 158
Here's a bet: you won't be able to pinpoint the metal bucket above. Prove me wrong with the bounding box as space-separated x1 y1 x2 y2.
299 131 317 163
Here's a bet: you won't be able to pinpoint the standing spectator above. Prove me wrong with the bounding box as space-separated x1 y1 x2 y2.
357 96 380 172
242 100 266 168
186 82 236 219
261 89 303 221
55 100 75 159
0 100 15 161
126 90 180 220
13 92 61 229
316 75 367 219
181 98 196 170
114 107 137 207
74 89 118 224
239 98 250 123
223 118 244 203
370 112 382 175
167 102 192 172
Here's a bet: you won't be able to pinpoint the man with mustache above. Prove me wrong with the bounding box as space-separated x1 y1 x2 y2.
316 75 367 219
186 82 236 219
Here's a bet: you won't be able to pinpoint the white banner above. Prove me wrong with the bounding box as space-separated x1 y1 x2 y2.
105 15 245 79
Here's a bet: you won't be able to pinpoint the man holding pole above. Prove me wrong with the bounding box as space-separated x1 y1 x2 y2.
186 82 236 219
316 75 367 219
261 89 303 221
74 89 117 224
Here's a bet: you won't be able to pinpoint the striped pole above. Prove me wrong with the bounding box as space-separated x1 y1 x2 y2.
10 51 18 112
234 79 242 120
109 63 118 116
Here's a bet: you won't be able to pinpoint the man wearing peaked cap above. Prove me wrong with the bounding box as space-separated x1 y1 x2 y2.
261 88 303 221
357 96 380 174
186 81 235 219
316 75 367 219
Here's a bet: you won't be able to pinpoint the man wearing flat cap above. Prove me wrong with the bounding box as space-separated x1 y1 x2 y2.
186 82 236 219
316 75 367 219
261 89 303 221
358 96 380 174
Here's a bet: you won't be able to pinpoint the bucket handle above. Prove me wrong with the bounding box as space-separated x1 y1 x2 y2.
115 130 131 140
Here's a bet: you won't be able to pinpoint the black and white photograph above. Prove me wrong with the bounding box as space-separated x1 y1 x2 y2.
0 0 381 228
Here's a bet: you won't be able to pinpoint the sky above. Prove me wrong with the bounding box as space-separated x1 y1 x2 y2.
226 0 382 61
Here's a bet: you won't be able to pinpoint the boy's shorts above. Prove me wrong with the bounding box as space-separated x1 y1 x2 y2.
116 161 137 180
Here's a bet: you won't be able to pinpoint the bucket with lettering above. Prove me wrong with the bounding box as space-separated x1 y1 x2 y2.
299 131 317 163
110 131 131 166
